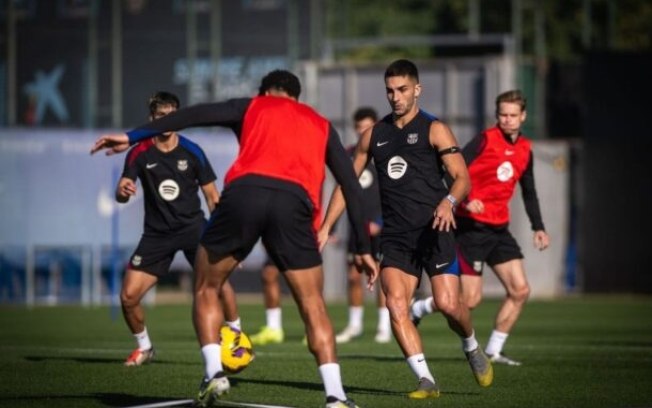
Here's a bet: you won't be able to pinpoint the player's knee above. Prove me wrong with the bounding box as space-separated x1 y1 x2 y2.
120 289 140 308
434 296 458 317
509 284 530 303
465 293 482 310
385 295 409 320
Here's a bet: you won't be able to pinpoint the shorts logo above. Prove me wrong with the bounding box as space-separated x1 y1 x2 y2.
132 255 142 267
473 261 483 272
177 160 188 171
358 169 374 189
407 133 418 144
158 179 180 201
496 161 514 182
387 156 408 179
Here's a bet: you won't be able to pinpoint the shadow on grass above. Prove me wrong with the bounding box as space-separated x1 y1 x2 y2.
0 393 193 408
95 393 193 407
24 355 189 365
339 353 463 363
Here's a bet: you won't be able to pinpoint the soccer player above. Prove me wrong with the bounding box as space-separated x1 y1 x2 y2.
410 89 550 366
91 70 377 408
249 256 285 346
319 59 493 399
115 91 241 366
335 107 391 345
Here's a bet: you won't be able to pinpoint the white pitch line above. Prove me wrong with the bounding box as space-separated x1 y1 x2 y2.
123 398 296 408
215 400 296 408
123 399 193 408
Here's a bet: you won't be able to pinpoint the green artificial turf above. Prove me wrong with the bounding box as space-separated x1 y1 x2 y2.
1 296 651 408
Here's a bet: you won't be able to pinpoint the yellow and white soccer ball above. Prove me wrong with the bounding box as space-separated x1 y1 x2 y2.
220 325 255 374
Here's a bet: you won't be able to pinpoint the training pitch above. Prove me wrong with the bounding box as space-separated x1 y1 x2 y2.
1 296 651 408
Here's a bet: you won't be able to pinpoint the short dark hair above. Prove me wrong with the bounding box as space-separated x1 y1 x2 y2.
353 107 378 122
495 89 527 112
148 91 180 115
258 70 301 99
384 59 419 82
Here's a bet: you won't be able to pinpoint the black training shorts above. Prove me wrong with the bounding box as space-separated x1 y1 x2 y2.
201 184 321 271
455 217 523 276
128 221 203 277
380 224 458 278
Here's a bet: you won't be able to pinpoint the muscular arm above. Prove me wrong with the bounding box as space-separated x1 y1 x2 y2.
520 151 545 231
91 98 252 155
323 125 371 254
319 125 372 252
127 98 252 144
430 121 471 230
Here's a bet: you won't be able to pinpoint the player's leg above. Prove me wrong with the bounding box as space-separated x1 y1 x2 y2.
284 264 358 406
193 245 239 403
121 268 158 366
374 274 391 343
382 266 439 398
193 184 267 405
251 261 284 345
220 280 241 330
484 258 529 365
429 272 492 387
335 261 364 343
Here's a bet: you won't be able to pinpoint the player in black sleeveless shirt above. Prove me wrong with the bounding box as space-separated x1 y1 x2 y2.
320 60 493 398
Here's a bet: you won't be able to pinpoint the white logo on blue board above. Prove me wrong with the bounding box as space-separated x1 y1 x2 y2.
23 64 69 124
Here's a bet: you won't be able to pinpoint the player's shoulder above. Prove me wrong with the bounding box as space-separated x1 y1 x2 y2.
178 135 210 163
126 139 155 163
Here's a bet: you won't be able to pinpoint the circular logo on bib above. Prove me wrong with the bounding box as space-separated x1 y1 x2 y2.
496 161 514 182
387 156 408 180
359 169 374 189
158 179 180 201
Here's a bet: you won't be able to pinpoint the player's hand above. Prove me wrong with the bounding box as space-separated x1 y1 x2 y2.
116 178 137 200
432 199 456 232
354 254 378 290
316 227 331 252
90 133 130 156
369 221 382 237
465 198 485 214
534 230 550 251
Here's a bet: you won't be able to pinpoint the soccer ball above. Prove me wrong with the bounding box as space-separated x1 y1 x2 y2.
220 325 255 374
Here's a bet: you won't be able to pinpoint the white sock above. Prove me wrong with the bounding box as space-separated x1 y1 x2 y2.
377 307 390 333
406 353 435 382
225 317 241 330
266 307 282 330
485 330 509 356
412 296 434 319
348 306 364 329
201 344 223 380
461 330 480 353
318 363 347 400
134 328 152 351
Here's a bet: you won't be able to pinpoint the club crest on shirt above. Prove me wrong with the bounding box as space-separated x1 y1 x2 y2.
177 160 188 171
496 161 515 182
407 133 418 144
132 255 142 267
